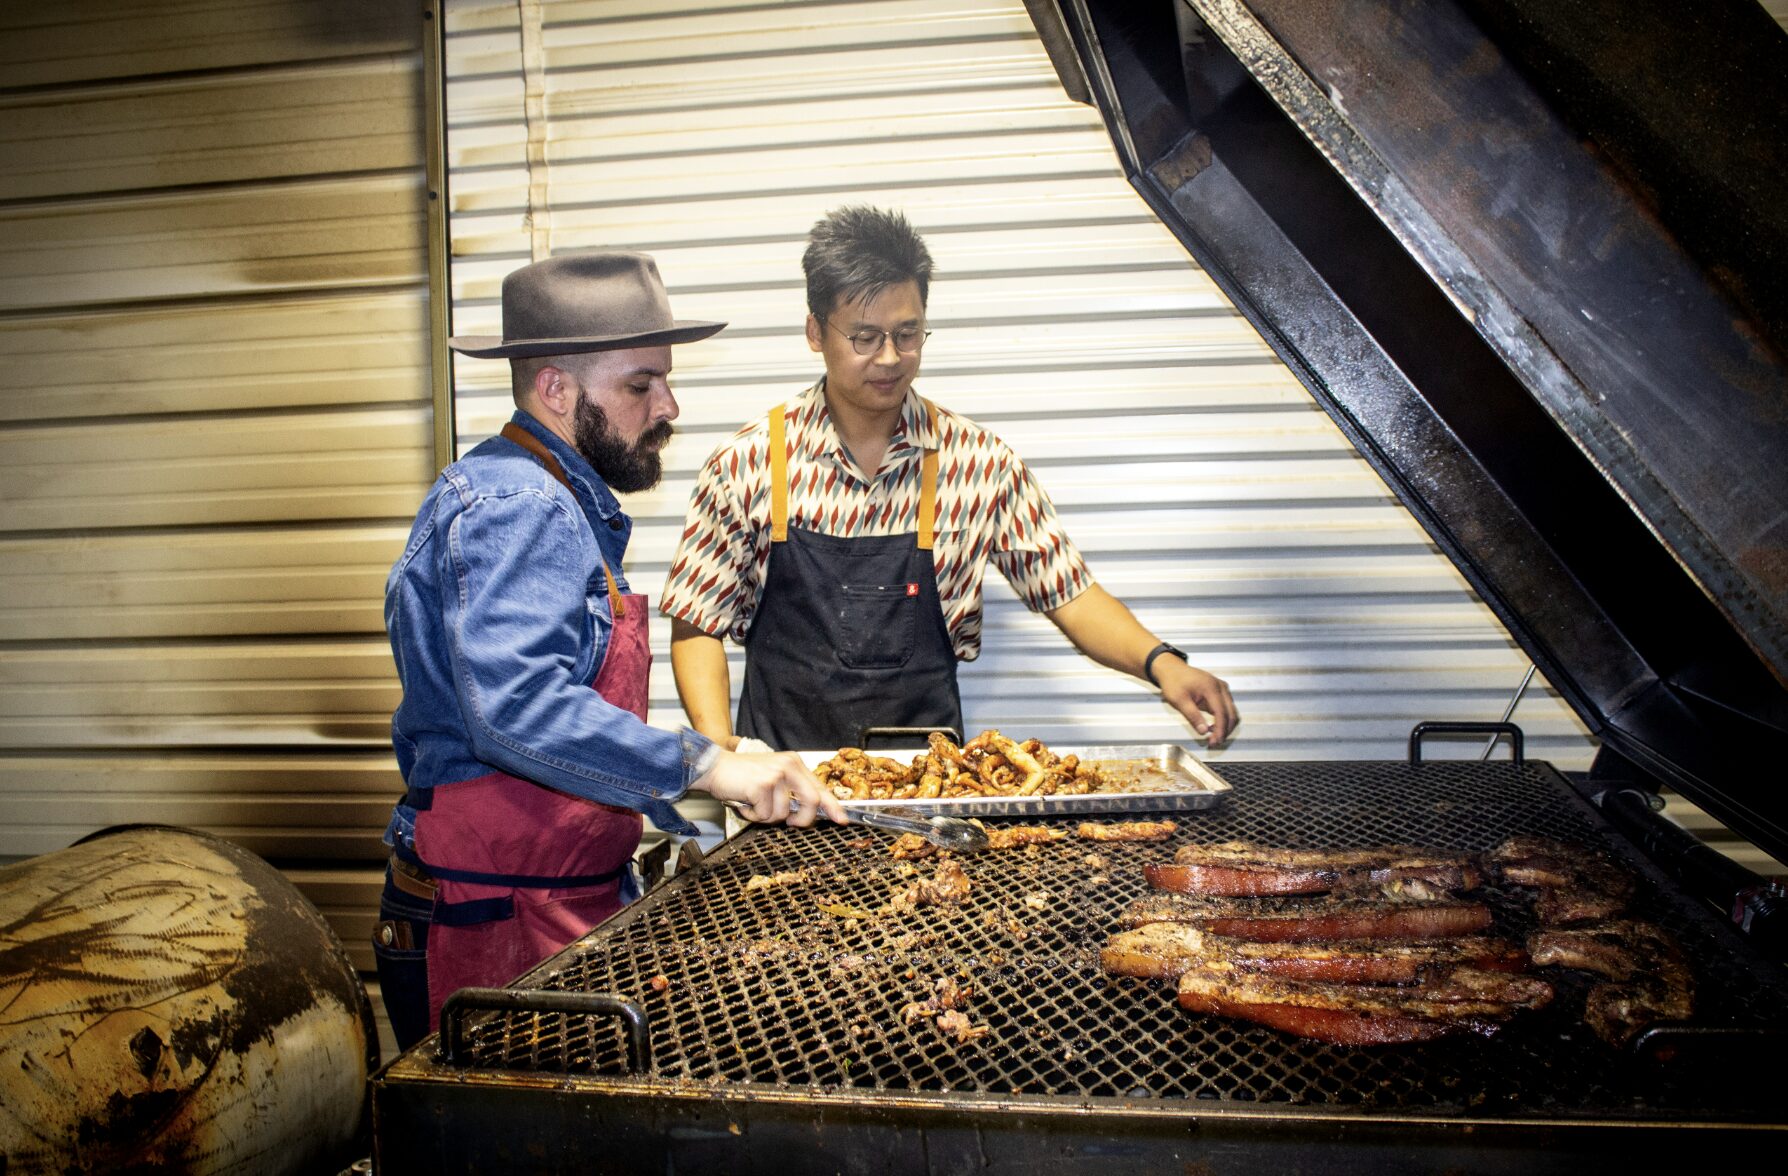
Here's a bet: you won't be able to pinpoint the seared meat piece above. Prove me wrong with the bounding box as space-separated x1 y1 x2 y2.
1527 920 1695 1047
1102 923 1527 982
888 833 936 861
1533 883 1632 926
934 1008 990 1043
818 747 923 801
1121 885 1493 941
900 976 988 1043
1489 836 1636 925
1224 938 1526 983
1527 919 1666 978
890 859 972 912
979 824 1068 850
1146 861 1343 897
1101 922 1210 979
1176 966 1553 1045
1078 820 1177 842
1172 841 1404 867
1156 842 1484 896
1583 976 1694 1048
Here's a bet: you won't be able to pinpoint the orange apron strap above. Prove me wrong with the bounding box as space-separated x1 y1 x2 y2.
768 403 790 543
917 399 940 552
499 422 625 619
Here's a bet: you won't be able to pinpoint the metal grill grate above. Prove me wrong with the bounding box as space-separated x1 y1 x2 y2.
442 761 1788 1118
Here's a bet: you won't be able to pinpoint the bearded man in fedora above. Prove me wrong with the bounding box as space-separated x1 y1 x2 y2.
374 251 845 1049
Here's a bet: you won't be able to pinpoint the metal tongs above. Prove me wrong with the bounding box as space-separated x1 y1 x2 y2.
724 799 989 853
843 804 990 853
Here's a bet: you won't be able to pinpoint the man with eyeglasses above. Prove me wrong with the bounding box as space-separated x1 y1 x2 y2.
660 205 1238 754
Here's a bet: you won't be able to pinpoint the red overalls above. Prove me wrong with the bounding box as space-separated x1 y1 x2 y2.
406 423 649 1034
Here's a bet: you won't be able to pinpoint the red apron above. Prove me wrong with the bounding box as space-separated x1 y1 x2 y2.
413 423 650 1034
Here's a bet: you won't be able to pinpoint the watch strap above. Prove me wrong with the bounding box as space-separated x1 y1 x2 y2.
1144 642 1187 687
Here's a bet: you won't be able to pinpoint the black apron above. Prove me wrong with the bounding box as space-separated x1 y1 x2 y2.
735 399 963 751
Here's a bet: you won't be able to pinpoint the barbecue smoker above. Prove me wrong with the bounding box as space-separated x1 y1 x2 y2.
373 1 1788 1170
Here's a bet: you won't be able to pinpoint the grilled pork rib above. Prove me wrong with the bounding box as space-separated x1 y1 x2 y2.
1149 841 1484 896
1101 923 1528 982
1122 882 1493 941
1489 836 1636 924
1175 966 1553 1045
1527 919 1695 1047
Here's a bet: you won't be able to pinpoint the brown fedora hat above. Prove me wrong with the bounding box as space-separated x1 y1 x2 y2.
446 251 725 358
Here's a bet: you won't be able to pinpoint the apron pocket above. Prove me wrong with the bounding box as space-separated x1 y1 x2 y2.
514 883 625 953
837 582 918 669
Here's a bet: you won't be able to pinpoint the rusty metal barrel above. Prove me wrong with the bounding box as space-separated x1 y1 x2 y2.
0 825 378 1174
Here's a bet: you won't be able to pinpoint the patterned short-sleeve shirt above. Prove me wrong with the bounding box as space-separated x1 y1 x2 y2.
660 380 1092 660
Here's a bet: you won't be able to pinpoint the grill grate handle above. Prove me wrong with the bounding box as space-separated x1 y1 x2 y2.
437 987 651 1072
1409 721 1525 764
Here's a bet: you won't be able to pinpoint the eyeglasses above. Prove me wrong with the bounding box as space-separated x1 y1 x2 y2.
825 321 932 356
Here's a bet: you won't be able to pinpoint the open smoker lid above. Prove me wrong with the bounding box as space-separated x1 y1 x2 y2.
1031 0 1788 862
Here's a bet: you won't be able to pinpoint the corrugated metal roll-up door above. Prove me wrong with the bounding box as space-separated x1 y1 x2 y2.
0 0 432 995
438 0 1726 859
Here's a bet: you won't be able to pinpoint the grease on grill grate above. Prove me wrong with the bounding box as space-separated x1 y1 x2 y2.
449 762 1786 1116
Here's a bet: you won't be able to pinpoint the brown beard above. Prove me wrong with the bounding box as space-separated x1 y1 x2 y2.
573 396 671 492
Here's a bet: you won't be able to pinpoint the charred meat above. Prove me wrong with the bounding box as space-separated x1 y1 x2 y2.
890 859 972 912
1151 841 1484 896
1102 923 1528 983
888 822 1067 858
1175 965 1553 1046
744 869 811 891
978 823 1069 851
900 976 989 1043
1527 919 1695 1047
887 833 936 861
1122 882 1493 941
1101 922 1212 980
1489 836 1636 924
1078 820 1177 842
1583 976 1694 1049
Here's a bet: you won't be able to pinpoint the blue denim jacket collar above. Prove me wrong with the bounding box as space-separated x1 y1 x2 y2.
503 410 634 583
504 410 630 538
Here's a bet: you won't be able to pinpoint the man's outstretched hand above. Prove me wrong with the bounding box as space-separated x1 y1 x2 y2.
1155 658 1240 746
692 749 848 826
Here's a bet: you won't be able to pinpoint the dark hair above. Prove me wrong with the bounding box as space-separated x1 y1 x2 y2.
803 205 933 320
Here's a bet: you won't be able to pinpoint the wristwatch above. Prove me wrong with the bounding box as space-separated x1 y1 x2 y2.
1144 642 1188 687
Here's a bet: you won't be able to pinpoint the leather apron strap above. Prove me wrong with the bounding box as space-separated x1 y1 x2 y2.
500 422 625 619
769 399 940 549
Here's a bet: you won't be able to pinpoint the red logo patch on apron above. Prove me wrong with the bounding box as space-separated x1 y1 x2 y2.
906 582 920 597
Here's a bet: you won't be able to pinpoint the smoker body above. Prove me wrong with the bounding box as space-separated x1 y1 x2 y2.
373 756 1788 1173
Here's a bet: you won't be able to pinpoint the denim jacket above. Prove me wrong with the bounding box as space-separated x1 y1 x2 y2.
383 410 707 845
